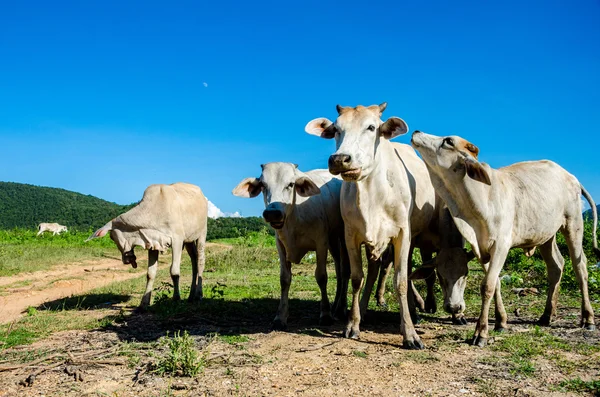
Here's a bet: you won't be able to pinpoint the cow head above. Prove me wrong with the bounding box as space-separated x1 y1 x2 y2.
87 219 145 268
305 103 408 181
411 131 491 186
410 247 475 315
232 162 320 229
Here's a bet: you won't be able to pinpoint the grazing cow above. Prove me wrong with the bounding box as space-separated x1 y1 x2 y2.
37 223 68 236
410 206 476 325
305 103 438 349
411 131 599 346
87 183 208 308
233 163 349 329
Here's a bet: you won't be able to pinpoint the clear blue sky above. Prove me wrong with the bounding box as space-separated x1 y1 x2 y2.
1 0 599 216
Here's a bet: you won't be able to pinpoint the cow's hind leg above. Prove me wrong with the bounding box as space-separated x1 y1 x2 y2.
186 239 205 303
538 236 564 326
562 220 595 330
316 246 333 326
359 249 379 320
140 249 159 308
376 258 392 309
329 237 348 321
421 248 437 314
170 240 184 301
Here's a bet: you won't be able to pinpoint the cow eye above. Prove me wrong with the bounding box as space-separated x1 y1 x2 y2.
443 137 455 147
287 182 294 189
367 125 376 131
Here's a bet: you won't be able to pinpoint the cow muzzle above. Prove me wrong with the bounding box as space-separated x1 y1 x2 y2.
263 208 285 229
328 154 361 180
443 302 465 315
122 251 138 269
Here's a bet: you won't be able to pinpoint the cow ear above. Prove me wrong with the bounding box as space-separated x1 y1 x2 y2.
380 117 408 139
305 118 337 139
232 177 262 198
409 262 437 280
464 157 491 185
87 221 112 241
295 176 321 197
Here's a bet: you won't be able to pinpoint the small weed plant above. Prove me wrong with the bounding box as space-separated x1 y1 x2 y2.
155 330 205 377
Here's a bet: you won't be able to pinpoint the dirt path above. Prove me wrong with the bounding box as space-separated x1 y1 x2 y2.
0 258 144 324
0 243 231 325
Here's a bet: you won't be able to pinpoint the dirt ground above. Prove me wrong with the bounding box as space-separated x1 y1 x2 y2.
0 248 599 396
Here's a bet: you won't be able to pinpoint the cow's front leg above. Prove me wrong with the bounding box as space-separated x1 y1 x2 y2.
170 240 184 301
329 237 349 321
140 249 159 308
344 237 364 339
473 245 509 347
359 250 379 319
273 239 291 330
394 230 424 350
316 246 333 326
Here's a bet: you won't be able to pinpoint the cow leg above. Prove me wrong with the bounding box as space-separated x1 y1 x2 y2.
359 249 379 319
537 237 564 326
329 237 348 321
421 248 437 314
316 245 333 326
273 239 292 330
394 229 423 350
140 249 159 308
186 239 205 302
562 220 595 330
170 240 184 302
480 261 507 332
473 244 509 347
376 258 392 308
408 245 425 313
344 236 364 339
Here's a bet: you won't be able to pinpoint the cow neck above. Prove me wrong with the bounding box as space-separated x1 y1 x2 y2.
352 139 394 211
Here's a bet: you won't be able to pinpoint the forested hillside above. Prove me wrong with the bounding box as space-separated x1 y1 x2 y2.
0 182 270 238
584 205 600 220
0 182 136 230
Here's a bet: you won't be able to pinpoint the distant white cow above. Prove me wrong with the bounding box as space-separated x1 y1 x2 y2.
233 163 349 329
411 130 598 346
37 223 68 236
87 183 208 308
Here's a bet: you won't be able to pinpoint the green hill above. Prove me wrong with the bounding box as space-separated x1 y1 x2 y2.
0 181 270 239
0 182 136 230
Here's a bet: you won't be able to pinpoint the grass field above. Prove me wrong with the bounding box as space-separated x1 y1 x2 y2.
0 228 598 396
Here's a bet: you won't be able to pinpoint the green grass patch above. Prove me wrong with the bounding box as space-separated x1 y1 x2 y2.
557 378 600 394
154 330 206 377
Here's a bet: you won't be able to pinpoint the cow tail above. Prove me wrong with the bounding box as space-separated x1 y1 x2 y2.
581 184 600 257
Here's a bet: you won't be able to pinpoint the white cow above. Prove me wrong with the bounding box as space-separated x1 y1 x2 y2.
233 162 349 329
306 103 438 349
411 131 598 346
37 223 68 236
87 183 208 308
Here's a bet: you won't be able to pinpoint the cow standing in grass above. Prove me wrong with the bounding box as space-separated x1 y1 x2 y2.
411 130 598 346
87 182 208 308
37 223 68 236
233 162 349 329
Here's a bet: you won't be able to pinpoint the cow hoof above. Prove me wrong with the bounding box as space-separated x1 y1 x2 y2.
403 339 425 350
472 336 488 347
583 323 596 331
494 326 507 333
453 317 468 326
319 315 334 326
135 305 149 314
377 301 389 310
344 327 360 339
537 315 551 327
271 319 288 331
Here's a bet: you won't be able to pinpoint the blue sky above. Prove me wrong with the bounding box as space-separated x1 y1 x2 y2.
1 0 599 216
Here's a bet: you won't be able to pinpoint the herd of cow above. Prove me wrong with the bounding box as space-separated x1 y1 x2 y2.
40 102 599 350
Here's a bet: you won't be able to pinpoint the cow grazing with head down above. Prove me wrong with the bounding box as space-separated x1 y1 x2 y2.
411 130 598 346
233 162 349 329
87 182 208 308
37 223 68 236
305 103 440 349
